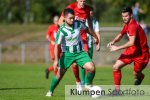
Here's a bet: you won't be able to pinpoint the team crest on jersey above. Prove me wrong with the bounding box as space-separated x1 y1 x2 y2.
75 16 86 22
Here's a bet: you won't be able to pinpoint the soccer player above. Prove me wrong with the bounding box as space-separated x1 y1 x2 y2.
81 8 100 85
58 0 95 86
107 7 149 90
46 8 99 97
45 16 61 79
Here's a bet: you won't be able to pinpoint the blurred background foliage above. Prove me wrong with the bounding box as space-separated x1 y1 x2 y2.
0 0 150 24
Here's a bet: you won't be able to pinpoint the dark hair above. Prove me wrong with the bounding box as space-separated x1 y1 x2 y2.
90 7 94 11
64 8 74 16
122 7 133 15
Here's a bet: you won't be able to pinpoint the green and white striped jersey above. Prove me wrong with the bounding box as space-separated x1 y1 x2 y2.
86 18 100 48
55 20 87 53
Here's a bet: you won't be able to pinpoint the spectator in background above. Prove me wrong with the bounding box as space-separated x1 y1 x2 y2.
45 15 62 79
140 20 149 35
132 2 144 22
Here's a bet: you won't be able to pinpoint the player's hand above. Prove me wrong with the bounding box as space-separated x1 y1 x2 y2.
53 60 58 69
94 37 99 45
109 45 119 52
107 41 114 47
96 44 100 51
51 41 55 45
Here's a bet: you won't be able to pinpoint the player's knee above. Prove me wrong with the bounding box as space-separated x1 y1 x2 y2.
72 63 77 68
113 64 120 71
83 62 95 72
88 63 95 72
56 74 61 79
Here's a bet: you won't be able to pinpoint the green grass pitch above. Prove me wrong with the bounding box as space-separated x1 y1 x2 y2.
0 64 150 100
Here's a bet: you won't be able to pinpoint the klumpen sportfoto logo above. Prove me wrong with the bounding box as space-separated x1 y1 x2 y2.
69 88 145 96
65 85 150 98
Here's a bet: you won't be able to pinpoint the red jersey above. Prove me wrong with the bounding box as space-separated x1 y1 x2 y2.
61 2 91 22
61 2 92 52
47 24 61 60
120 19 149 55
47 24 59 42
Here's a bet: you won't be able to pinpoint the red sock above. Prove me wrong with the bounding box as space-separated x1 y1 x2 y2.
48 66 54 72
113 70 121 90
72 64 80 82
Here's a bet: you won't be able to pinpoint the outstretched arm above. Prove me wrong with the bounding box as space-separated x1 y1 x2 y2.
107 34 123 47
109 35 135 52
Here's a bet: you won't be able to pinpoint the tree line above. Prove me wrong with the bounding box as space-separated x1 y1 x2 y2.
0 0 150 24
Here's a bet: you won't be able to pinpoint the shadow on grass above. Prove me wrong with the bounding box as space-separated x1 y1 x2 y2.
0 87 44 91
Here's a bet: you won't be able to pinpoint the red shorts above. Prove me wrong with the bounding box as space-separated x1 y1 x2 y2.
118 51 149 73
49 44 62 61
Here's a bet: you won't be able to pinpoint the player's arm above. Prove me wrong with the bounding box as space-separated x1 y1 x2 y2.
109 35 135 52
107 34 123 47
58 16 65 26
95 21 101 51
46 34 51 42
54 44 59 63
86 28 99 45
87 17 94 35
46 27 51 42
53 30 63 67
46 34 55 45
46 27 56 44
95 31 100 51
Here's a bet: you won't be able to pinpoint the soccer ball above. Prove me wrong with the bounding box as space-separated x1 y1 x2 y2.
90 86 102 98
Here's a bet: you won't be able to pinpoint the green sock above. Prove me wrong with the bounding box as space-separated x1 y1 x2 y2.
85 71 95 85
50 76 60 93
80 67 86 84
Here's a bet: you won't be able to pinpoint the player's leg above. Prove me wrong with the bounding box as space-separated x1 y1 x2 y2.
114 52 133 90
133 53 149 85
46 52 74 96
46 68 66 97
75 51 94 88
71 39 89 84
83 62 95 86
72 63 81 83
45 45 61 79
79 35 89 85
71 63 82 92
45 44 55 79
49 68 66 94
113 60 126 90
80 67 86 85
83 47 93 85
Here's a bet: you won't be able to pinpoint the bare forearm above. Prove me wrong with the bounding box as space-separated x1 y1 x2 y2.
54 44 59 61
46 35 51 42
112 34 122 44
118 36 135 50
96 31 101 44
87 28 98 39
118 41 134 50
